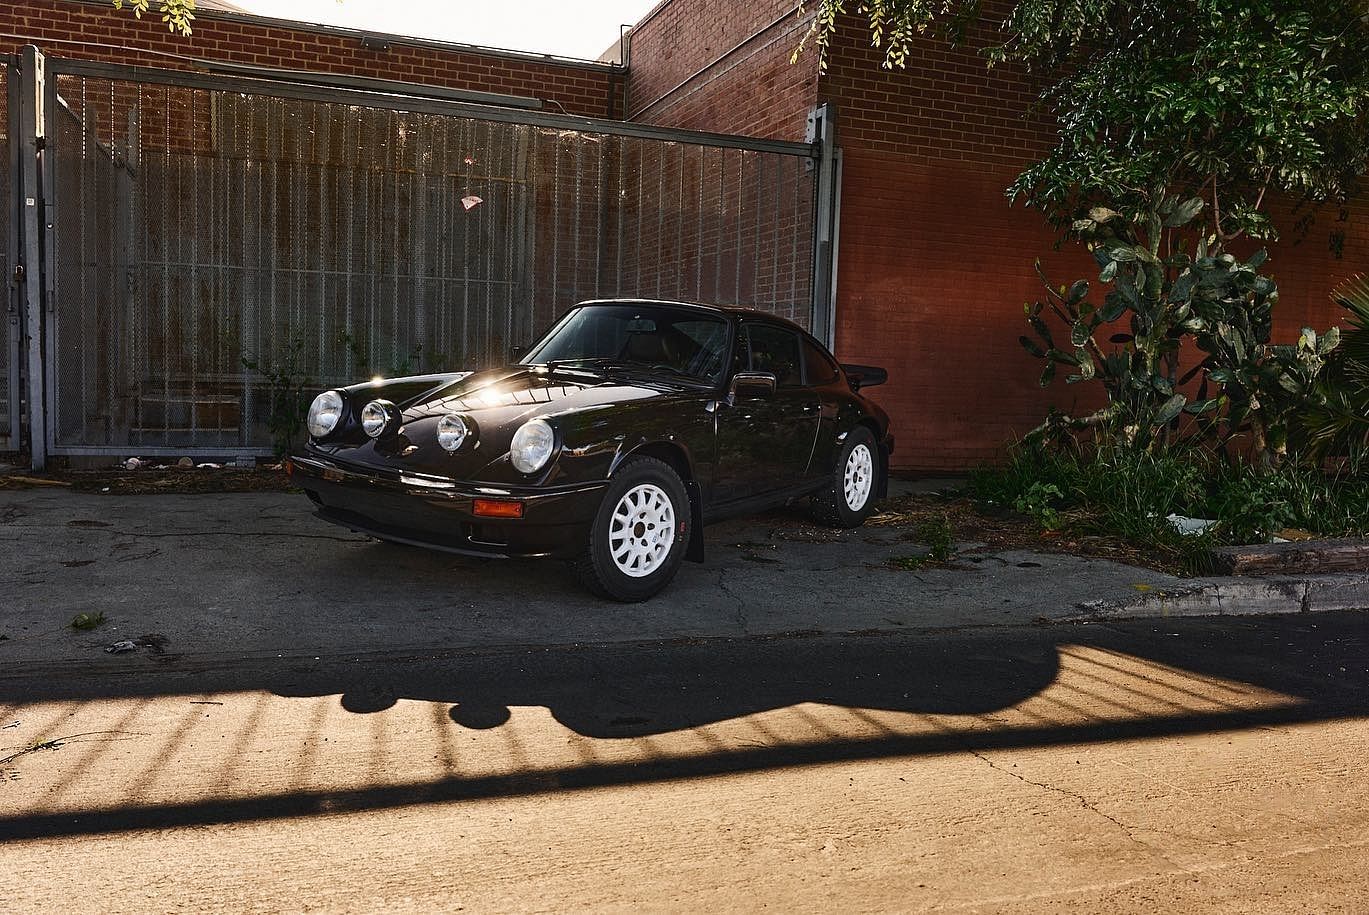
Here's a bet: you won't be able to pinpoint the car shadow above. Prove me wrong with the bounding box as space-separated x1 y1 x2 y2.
1 612 1365 841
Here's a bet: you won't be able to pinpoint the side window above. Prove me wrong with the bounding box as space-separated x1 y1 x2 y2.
801 336 841 386
745 323 803 388
670 319 730 381
731 325 751 376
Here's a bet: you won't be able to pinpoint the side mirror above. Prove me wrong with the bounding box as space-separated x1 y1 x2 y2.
730 371 777 401
508 344 530 364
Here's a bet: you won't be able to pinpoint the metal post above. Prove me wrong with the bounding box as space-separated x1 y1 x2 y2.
807 103 840 348
5 58 22 450
18 46 47 469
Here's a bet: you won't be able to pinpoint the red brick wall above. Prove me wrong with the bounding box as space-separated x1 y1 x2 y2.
0 0 624 118
817 12 1369 470
624 0 818 141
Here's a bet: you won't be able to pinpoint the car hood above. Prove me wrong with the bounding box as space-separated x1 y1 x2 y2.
400 365 673 424
318 365 705 484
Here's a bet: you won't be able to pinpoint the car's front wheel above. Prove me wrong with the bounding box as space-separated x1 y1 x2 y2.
810 426 880 527
573 457 692 602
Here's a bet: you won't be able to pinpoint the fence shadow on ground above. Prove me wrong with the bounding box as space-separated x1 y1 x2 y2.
0 612 1365 840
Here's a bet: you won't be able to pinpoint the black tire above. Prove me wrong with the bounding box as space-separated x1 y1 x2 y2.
573 456 693 602
810 425 881 528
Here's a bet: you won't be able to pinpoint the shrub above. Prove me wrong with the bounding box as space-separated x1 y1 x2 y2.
971 442 1369 571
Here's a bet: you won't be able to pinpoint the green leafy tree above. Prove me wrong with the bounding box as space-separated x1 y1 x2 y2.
1023 202 1336 465
801 1 1369 244
111 0 196 37
801 1 1369 465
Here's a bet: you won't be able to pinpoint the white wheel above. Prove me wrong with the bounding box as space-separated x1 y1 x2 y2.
575 457 691 601
843 443 874 511
608 483 677 578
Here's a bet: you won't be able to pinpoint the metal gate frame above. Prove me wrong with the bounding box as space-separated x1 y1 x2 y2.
12 48 841 469
2 55 22 453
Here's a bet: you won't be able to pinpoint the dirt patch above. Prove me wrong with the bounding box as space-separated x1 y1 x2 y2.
862 492 1179 572
1 467 295 495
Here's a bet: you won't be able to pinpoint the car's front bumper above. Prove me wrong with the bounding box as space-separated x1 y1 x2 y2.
288 453 609 559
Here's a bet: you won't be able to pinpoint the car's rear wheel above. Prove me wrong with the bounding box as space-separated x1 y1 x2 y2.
810 426 880 528
573 457 692 601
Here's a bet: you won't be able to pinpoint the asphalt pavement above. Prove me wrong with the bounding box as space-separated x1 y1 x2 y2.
2 487 1368 911
0 486 1344 664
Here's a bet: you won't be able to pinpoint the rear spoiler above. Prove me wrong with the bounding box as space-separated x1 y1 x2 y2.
841 363 887 391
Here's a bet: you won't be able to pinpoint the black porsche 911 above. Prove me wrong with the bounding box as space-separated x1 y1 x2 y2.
289 299 893 601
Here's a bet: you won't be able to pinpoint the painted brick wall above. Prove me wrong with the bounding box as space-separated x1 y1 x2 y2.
0 0 624 118
624 0 818 141
817 11 1369 470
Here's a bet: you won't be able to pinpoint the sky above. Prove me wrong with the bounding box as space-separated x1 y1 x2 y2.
227 0 661 60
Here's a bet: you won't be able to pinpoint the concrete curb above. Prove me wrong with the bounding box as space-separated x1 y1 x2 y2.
1064 573 1369 621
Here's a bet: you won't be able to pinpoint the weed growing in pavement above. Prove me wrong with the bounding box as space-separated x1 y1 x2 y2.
1012 482 1064 530
887 515 958 570
916 514 956 562
69 611 106 631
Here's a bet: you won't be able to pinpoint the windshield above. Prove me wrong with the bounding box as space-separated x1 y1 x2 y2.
522 304 731 384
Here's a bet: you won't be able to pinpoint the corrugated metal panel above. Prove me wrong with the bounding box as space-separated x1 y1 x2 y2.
44 70 817 454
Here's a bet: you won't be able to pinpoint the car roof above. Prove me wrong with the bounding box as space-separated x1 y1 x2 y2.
573 298 814 336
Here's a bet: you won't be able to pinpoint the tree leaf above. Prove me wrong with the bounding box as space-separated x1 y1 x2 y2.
1099 296 1127 322
1047 348 1080 366
1019 335 1046 358
1163 197 1205 228
1074 347 1096 379
1318 326 1341 355
1154 393 1187 425
1184 398 1220 414
1278 373 1305 395
1066 279 1089 305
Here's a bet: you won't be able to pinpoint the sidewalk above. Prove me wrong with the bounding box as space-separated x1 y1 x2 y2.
2 487 1366 665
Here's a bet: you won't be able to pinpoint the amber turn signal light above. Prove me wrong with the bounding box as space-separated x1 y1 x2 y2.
472 498 525 519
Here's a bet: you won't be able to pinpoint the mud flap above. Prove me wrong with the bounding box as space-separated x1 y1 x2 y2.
685 481 705 562
877 441 891 499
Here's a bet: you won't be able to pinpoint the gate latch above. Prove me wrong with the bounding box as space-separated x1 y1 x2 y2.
11 263 23 285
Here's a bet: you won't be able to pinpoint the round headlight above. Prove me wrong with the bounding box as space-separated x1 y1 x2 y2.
361 400 395 438
509 418 555 473
307 390 344 439
437 414 469 452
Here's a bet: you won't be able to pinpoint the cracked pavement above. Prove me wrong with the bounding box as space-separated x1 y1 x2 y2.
2 488 1212 661
2 488 1369 911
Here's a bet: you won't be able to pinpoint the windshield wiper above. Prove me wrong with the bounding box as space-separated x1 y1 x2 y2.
532 358 616 377
534 358 708 385
600 361 709 385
